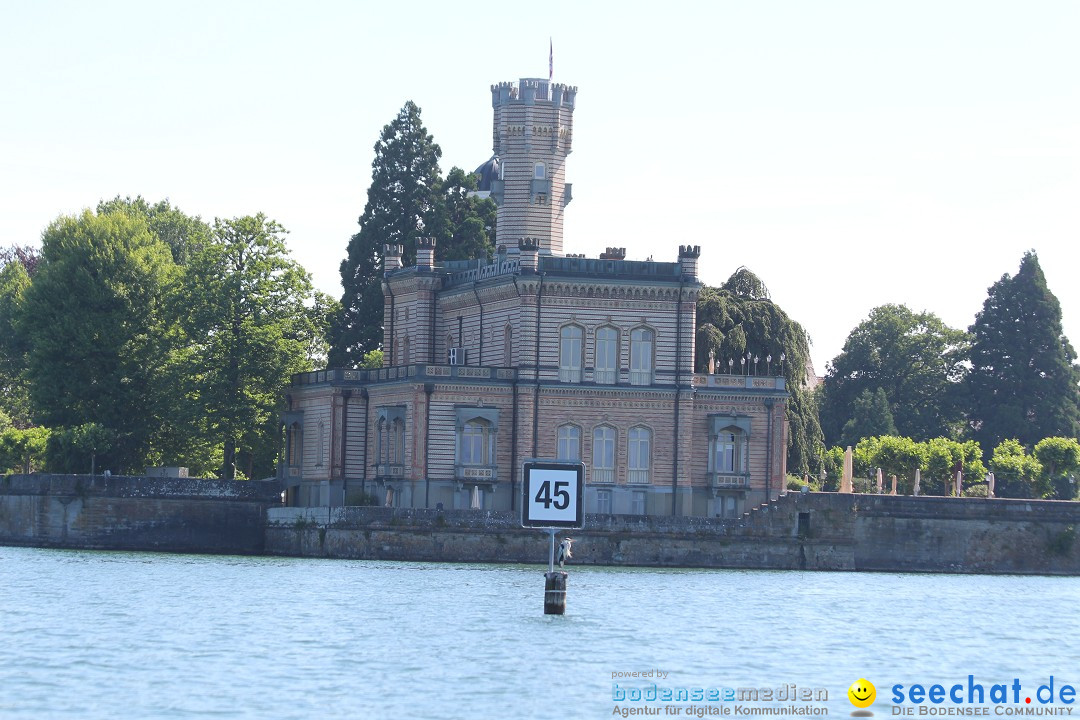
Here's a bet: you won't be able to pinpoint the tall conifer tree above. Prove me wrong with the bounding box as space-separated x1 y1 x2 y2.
332 101 443 367
967 251 1080 449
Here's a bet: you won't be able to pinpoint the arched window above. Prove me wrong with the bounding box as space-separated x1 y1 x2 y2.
594 326 618 384
400 336 410 366
592 425 616 484
628 426 652 484
459 419 494 465
559 325 584 383
711 426 747 475
503 324 513 367
630 327 655 385
557 424 581 461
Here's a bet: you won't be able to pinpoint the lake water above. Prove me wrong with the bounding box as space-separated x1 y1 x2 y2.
2 546 1077 719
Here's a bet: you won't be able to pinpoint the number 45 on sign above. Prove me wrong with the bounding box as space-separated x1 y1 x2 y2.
521 460 585 529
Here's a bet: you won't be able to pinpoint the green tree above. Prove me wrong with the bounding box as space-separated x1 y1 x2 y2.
988 438 1043 498
0 426 50 474
967 252 1080 449
332 101 444 367
694 269 824 476
44 423 118 474
0 259 33 427
434 166 497 262
854 435 923 494
919 437 986 496
1032 437 1080 499
171 214 327 479
96 196 211 266
819 304 970 446
840 388 897 448
360 348 384 369
19 210 176 470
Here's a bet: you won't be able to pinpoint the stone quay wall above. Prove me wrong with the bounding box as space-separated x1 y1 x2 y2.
2 474 1078 574
0 474 280 555
264 492 1080 575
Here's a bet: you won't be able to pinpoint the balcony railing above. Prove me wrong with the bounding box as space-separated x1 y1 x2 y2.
709 473 750 489
376 463 405 478
456 464 496 482
628 469 650 485
292 364 518 387
592 468 615 484
693 374 786 391
559 367 582 383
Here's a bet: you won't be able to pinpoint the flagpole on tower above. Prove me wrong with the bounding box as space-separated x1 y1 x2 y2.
549 37 553 81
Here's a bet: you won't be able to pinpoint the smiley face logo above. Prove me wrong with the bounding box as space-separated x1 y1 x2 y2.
848 679 876 709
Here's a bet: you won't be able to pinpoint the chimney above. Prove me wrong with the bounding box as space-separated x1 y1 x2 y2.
417 237 436 271
384 244 403 272
599 247 627 261
518 237 539 274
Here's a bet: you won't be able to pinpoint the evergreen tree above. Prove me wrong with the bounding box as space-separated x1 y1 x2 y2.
695 269 824 475
967 252 1080 449
332 101 444 367
818 304 970 445
330 105 499 367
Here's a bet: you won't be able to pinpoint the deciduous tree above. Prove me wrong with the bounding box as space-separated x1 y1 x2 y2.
170 214 328 479
0 259 32 426
19 210 175 469
818 304 970 446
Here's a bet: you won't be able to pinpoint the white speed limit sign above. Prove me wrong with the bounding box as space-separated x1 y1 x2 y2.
521 460 585 529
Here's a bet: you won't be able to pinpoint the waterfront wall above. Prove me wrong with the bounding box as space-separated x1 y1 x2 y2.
264 492 1080 575
0 474 280 555
2 474 1078 573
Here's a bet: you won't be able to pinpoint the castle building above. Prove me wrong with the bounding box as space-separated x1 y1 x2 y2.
281 77 789 518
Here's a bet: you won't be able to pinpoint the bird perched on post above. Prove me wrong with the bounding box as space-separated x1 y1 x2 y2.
556 538 574 568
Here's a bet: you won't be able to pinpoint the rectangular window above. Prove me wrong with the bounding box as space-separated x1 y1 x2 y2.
596 490 612 514
631 490 646 516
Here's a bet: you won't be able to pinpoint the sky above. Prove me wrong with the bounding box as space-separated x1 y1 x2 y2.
2 1 1077 375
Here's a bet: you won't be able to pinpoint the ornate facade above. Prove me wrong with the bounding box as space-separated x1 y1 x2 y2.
281 77 789 517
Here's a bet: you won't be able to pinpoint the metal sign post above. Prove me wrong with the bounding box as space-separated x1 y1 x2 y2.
521 460 585 615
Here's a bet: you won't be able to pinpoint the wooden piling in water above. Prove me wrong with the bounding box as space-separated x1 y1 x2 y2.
544 571 567 615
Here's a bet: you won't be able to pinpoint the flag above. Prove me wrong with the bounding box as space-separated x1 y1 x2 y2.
549 38 553 81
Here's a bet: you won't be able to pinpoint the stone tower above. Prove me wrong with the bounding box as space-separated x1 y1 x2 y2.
489 78 577 256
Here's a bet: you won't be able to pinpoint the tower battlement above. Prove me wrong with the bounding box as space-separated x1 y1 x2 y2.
491 79 577 108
